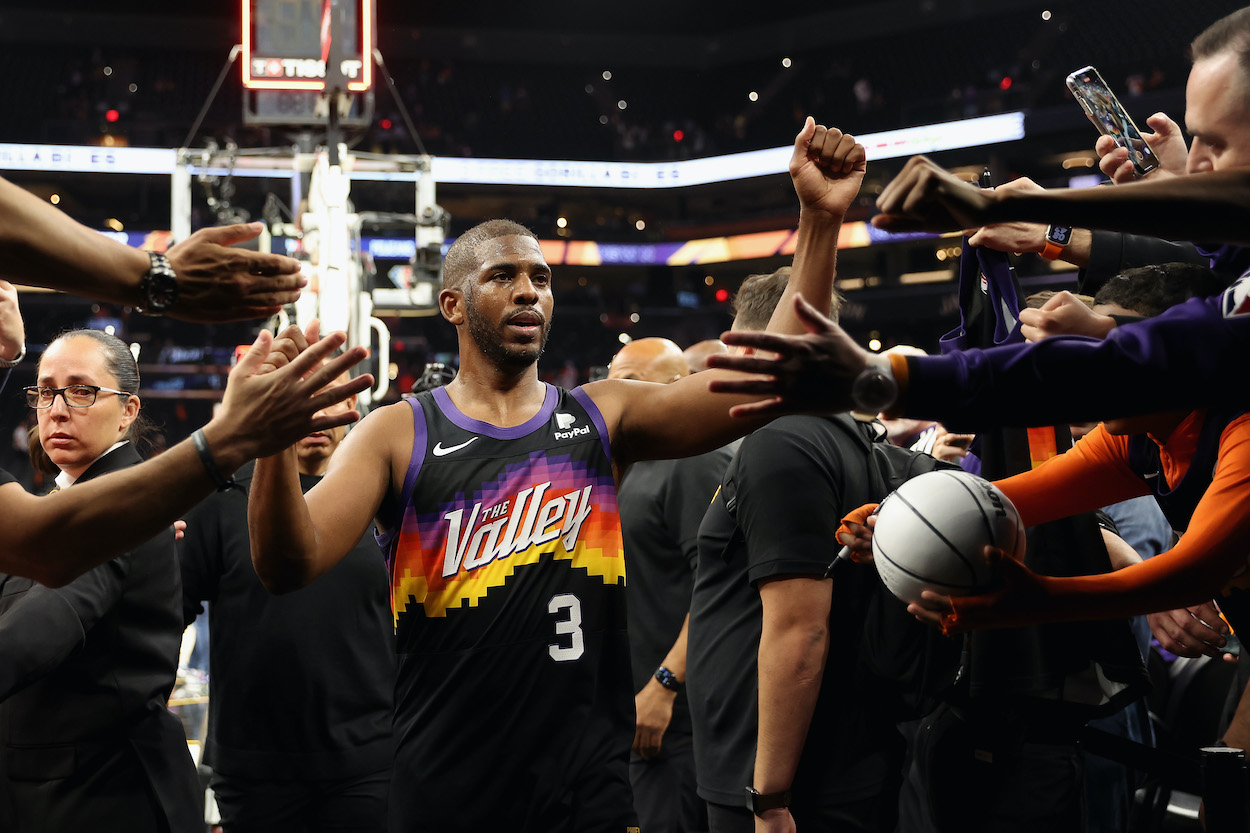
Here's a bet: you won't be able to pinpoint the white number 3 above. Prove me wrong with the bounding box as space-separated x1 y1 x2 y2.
547 593 585 662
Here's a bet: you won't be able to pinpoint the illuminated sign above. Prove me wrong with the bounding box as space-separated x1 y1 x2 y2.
242 0 374 92
0 112 1026 188
0 145 175 175
431 112 1026 189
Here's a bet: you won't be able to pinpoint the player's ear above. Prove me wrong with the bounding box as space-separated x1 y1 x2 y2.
440 288 465 325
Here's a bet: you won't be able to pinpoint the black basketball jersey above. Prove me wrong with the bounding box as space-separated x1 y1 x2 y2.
378 384 635 832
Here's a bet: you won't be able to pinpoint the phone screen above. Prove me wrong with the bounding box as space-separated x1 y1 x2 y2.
1066 66 1160 177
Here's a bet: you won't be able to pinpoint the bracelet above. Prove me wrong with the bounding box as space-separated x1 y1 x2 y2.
0 344 25 369
654 666 682 693
191 429 239 492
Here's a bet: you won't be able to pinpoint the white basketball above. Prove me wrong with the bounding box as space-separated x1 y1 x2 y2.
871 470 1025 605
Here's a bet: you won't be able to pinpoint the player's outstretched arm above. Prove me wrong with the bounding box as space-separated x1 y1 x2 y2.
0 175 304 321
0 330 370 587
706 295 876 418
593 119 866 466
248 327 400 594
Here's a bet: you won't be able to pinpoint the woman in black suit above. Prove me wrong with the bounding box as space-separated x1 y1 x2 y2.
0 329 200 833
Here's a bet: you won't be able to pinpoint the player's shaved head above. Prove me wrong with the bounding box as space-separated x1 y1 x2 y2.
682 339 727 374
608 337 688 384
443 219 539 292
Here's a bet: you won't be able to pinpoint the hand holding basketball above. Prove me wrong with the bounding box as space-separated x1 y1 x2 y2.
871 471 1025 605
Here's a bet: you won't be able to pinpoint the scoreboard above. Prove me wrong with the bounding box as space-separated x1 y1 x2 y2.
242 0 375 92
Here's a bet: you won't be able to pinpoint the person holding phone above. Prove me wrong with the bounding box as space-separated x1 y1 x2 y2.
962 9 1250 294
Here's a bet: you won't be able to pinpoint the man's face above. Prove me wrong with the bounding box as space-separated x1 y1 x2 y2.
1186 52 1250 173
461 235 554 370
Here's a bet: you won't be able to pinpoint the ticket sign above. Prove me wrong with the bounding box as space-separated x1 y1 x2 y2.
242 0 374 92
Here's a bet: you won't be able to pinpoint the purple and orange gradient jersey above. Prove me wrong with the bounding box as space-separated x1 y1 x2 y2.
378 384 635 830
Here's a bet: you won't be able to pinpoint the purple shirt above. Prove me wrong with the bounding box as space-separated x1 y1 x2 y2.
905 275 1250 429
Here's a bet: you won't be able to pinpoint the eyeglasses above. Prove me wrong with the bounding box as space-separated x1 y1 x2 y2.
24 384 131 409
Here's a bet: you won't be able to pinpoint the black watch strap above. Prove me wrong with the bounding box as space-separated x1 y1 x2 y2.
745 786 791 816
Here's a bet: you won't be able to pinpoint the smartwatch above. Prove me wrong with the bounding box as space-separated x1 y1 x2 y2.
1040 225 1073 261
745 786 791 817
136 252 179 316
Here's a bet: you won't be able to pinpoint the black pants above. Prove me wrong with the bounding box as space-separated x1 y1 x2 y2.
915 704 1085 833
212 768 389 833
630 731 707 833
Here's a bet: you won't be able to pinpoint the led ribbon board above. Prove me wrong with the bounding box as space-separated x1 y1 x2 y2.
0 112 1024 187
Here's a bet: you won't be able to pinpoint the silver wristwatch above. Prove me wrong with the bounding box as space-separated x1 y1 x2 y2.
136 252 179 316
0 344 24 369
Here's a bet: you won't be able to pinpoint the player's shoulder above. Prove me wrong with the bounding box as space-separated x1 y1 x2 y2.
340 398 417 458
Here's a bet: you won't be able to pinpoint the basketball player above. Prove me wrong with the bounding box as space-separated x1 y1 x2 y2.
247 117 866 832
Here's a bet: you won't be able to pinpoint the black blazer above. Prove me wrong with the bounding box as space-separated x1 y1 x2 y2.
0 443 201 833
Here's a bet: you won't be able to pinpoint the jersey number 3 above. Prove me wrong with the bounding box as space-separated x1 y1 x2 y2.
548 593 585 662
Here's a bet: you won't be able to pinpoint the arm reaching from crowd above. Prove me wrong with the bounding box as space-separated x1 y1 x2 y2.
965 177 1093 268
0 331 369 586
873 156 1250 243
908 418 1250 633
0 176 304 321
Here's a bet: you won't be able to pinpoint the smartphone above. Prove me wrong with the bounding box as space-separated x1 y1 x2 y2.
1066 66 1160 177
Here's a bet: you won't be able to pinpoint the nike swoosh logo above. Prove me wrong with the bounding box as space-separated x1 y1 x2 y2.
432 437 479 457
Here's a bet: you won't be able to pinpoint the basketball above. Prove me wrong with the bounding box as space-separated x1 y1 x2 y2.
871 470 1025 604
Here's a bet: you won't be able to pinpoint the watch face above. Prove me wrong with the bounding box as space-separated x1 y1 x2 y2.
1047 226 1073 245
148 273 178 309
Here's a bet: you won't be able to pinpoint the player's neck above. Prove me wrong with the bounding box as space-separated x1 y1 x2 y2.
443 368 547 428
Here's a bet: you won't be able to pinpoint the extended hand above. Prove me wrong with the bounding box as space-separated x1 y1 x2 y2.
931 426 975 462
259 319 324 376
790 117 867 218
633 677 676 760
707 295 871 417
208 329 371 461
1019 291 1116 342
873 156 995 233
1096 112 1188 184
911 546 1042 633
965 177 1047 255
1148 601 1236 661
165 223 306 322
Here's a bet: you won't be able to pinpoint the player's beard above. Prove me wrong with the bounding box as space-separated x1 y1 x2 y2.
465 296 550 370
